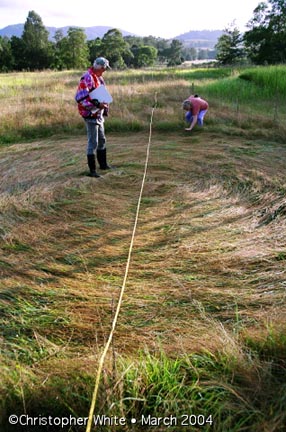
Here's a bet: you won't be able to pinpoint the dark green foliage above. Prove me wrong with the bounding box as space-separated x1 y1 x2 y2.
21 11 53 70
0 37 13 71
165 39 184 66
101 28 133 69
87 37 103 64
65 27 89 69
133 45 158 68
10 36 27 70
244 0 286 64
215 23 245 65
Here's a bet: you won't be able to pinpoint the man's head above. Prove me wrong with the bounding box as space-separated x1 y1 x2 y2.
93 57 111 72
182 100 192 111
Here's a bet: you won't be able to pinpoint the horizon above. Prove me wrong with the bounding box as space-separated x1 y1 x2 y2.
0 22 225 39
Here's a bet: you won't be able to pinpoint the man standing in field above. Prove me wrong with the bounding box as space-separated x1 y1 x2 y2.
183 95 209 132
75 57 112 177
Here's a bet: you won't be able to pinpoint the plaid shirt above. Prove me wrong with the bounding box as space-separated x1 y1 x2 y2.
75 67 106 120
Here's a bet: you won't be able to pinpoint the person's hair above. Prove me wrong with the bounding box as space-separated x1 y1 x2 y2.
182 100 191 110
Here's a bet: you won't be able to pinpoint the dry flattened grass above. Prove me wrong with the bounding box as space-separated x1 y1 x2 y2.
1 130 286 432
1 130 286 368
0 69 285 430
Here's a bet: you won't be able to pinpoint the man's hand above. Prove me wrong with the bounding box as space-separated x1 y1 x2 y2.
90 99 108 110
99 102 108 109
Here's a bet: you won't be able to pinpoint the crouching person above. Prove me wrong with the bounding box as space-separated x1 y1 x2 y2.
183 95 209 132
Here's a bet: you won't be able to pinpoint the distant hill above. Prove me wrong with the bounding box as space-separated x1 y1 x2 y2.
0 24 135 40
175 30 223 49
0 24 223 47
0 24 24 39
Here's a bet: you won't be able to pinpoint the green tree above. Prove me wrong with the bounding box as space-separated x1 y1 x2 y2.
156 39 170 63
52 29 67 70
0 36 14 71
64 27 89 69
198 49 209 60
164 39 184 66
184 47 197 61
215 22 244 65
101 29 132 68
22 10 52 70
87 38 103 64
244 0 286 64
125 35 167 65
135 45 157 67
10 36 28 70
124 35 144 48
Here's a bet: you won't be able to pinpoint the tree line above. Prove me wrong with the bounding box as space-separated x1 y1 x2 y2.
215 0 286 65
0 10 214 72
0 1 284 71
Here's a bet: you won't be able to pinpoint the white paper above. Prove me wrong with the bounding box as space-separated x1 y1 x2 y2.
89 86 113 103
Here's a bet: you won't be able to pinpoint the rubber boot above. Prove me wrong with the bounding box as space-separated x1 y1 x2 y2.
97 148 111 170
87 154 100 177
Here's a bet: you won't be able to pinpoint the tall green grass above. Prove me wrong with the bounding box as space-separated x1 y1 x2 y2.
119 345 286 431
2 342 286 431
239 65 286 95
198 66 286 117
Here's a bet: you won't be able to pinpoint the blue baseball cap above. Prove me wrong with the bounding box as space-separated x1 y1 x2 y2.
93 57 111 69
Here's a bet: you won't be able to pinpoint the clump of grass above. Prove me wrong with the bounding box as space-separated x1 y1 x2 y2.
106 119 143 132
117 346 286 431
153 120 183 132
239 65 286 95
2 337 286 431
275 251 286 261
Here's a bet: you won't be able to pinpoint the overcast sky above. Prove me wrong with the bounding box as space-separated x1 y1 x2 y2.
0 0 260 38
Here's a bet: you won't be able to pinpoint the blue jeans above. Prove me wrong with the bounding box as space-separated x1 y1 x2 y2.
185 109 208 126
85 119 106 155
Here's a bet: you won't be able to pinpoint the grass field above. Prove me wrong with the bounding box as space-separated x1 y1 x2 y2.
1 66 286 431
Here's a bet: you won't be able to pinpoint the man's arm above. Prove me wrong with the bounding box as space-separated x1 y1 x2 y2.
185 114 198 131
